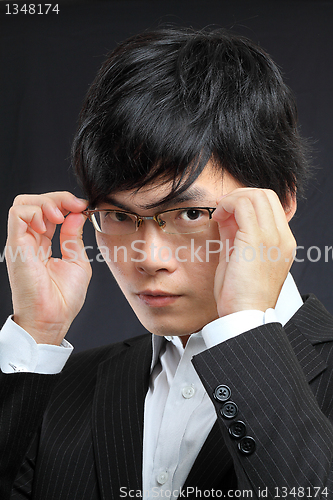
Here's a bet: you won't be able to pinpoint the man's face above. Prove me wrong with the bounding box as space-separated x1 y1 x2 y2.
95 163 241 340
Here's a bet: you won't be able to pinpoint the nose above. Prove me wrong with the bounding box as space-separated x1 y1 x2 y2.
132 220 178 275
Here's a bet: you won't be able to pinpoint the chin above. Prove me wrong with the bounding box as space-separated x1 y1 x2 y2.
128 298 219 337
136 314 206 337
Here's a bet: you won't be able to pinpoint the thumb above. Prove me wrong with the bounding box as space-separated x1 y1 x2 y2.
59 213 90 269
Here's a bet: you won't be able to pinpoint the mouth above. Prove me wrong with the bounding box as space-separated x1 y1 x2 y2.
137 290 182 307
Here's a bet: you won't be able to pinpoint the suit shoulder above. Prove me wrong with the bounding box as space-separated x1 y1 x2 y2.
48 332 151 404
292 294 333 343
61 332 151 377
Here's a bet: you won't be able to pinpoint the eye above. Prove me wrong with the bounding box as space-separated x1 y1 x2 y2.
179 209 204 221
103 211 131 223
113 211 130 222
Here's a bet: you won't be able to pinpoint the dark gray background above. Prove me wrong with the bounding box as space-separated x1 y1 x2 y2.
0 0 332 351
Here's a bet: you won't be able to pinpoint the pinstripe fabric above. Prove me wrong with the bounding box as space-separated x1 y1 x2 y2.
192 294 333 496
29 334 151 500
3 294 333 499
0 372 59 499
92 334 151 497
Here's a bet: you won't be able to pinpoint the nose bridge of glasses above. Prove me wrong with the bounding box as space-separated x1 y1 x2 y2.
137 214 166 229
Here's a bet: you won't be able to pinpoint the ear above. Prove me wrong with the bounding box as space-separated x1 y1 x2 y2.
284 193 297 222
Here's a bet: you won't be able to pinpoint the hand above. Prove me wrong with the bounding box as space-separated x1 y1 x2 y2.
5 192 92 345
213 188 296 317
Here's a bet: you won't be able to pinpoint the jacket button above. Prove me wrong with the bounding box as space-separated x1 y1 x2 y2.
229 421 246 439
214 385 231 402
238 436 256 455
220 401 238 419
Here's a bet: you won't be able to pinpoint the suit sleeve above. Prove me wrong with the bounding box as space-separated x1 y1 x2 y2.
192 323 333 499
0 371 60 499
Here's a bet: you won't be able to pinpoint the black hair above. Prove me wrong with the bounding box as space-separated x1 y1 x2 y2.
72 27 311 209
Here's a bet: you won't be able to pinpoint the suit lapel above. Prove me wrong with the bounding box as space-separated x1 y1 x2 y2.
92 334 152 499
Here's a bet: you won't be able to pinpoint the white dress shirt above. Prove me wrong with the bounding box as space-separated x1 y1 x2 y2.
142 273 303 497
0 273 303 497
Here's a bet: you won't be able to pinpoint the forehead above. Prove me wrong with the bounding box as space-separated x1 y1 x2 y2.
106 165 232 212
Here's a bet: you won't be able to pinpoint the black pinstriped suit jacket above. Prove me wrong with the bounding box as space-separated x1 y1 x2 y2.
1 294 333 499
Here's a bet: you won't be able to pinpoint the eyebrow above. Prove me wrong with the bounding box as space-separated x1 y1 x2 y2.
104 186 211 212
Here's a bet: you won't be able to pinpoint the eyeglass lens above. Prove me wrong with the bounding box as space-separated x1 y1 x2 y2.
92 208 212 235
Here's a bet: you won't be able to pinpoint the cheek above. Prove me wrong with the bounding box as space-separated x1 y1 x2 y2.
95 234 132 281
188 261 218 297
182 238 220 290
188 228 221 265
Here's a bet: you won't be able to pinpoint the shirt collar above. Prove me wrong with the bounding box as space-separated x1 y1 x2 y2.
150 331 205 374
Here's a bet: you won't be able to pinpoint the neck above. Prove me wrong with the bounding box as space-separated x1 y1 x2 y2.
180 334 191 347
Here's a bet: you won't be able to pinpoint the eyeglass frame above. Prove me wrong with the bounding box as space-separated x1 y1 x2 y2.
82 206 217 235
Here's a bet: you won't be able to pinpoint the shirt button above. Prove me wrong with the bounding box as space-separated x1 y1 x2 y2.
182 386 195 399
156 471 168 484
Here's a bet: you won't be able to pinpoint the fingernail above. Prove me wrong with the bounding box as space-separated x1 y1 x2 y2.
75 197 87 204
55 207 63 217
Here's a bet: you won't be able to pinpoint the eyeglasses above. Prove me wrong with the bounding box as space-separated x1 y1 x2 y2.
83 207 217 236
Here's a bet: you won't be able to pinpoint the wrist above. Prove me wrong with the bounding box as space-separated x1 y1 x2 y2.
216 291 279 317
218 303 267 317
12 315 69 346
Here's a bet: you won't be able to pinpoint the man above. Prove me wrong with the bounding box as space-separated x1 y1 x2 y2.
1 27 333 499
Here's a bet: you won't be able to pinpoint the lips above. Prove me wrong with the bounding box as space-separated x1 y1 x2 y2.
137 290 181 307
139 290 176 296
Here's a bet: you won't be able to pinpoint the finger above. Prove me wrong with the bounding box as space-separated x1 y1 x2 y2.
240 190 278 235
13 192 87 219
44 191 88 214
59 213 90 269
215 213 238 247
215 188 292 245
216 188 291 229
215 195 259 238
8 205 48 239
215 189 296 264
263 189 293 232
263 190 297 259
215 189 269 227
236 189 294 243
213 188 252 222
43 217 58 241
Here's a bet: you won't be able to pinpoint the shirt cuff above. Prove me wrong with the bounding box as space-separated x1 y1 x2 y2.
202 308 280 349
0 316 73 374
